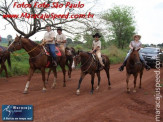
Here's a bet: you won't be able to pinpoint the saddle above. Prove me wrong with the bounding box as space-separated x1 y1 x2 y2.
0 46 6 52
43 45 62 67
43 45 61 57
91 53 104 71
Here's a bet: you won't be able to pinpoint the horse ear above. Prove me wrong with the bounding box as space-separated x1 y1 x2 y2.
16 34 18 37
77 50 80 55
19 35 22 39
137 48 140 51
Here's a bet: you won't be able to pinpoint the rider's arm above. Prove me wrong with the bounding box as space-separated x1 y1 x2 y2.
129 42 133 49
45 37 55 42
61 34 67 43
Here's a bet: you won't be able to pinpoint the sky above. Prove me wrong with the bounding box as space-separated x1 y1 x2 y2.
0 0 163 44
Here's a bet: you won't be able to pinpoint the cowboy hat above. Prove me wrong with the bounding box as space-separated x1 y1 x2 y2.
92 33 101 38
45 24 51 27
57 27 62 31
133 34 141 39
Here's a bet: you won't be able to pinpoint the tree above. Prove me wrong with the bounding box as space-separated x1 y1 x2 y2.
66 38 73 46
0 0 96 38
102 5 136 49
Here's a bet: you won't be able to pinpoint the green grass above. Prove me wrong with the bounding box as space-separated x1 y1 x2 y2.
101 45 128 64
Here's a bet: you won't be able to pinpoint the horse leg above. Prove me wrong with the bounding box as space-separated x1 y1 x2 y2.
60 63 66 87
46 68 52 84
139 71 143 89
68 59 73 79
90 73 95 94
23 68 35 94
3 64 8 79
0 64 4 76
51 68 57 89
96 71 101 90
41 67 46 92
126 73 131 93
104 67 111 89
76 72 86 95
133 74 138 93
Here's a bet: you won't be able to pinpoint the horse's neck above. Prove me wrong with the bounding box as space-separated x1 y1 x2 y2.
80 52 90 64
22 39 41 57
128 54 140 65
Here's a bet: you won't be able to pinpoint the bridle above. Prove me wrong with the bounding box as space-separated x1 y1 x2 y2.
74 53 94 73
11 38 22 52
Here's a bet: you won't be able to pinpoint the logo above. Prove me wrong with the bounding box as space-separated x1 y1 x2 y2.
2 105 33 121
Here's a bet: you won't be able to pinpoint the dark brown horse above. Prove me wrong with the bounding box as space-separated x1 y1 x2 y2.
72 51 111 95
126 48 144 93
0 46 11 79
8 35 66 94
46 47 76 82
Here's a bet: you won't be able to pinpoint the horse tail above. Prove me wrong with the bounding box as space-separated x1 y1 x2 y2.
7 53 11 69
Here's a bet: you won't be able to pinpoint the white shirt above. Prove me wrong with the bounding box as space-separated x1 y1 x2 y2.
44 30 55 44
92 40 101 50
56 33 66 44
130 41 142 50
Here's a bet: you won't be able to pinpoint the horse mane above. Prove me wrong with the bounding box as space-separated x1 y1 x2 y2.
28 39 38 46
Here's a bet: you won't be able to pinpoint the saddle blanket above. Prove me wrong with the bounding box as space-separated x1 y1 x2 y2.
43 46 61 57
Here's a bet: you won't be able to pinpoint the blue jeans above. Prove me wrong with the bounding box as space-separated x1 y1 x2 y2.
47 44 57 60
125 49 144 61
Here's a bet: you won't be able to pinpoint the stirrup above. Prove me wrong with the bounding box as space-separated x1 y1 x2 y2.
145 65 150 71
119 66 124 72
52 60 57 66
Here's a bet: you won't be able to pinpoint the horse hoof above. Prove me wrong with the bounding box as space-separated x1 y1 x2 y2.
90 91 94 94
76 90 80 95
139 86 141 89
42 88 47 93
45 80 48 84
63 84 66 87
127 89 130 93
23 91 28 94
96 86 99 90
133 89 136 93
51 85 56 89
108 86 111 89
67 78 71 81
42 90 46 93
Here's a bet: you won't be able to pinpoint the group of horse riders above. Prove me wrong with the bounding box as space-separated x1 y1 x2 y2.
41 23 150 71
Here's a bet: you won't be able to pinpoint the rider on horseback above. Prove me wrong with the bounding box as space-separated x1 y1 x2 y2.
119 34 150 71
90 33 105 68
56 27 67 55
42 24 57 66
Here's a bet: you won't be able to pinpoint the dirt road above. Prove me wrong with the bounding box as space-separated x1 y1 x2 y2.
0 64 162 122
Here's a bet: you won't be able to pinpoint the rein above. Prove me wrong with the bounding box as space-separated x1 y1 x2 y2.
80 53 92 67
11 38 41 56
81 53 94 73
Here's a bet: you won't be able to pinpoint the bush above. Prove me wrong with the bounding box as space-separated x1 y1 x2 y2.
74 45 83 51
101 45 128 64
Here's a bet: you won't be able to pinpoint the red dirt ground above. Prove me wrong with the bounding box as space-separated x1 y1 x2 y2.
0 64 162 122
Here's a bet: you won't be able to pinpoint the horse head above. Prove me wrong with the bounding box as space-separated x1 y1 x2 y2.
72 50 81 69
130 48 141 65
8 35 23 52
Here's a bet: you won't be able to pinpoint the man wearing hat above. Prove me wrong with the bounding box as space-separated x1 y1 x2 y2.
119 34 150 71
91 33 105 67
42 24 57 66
56 27 67 54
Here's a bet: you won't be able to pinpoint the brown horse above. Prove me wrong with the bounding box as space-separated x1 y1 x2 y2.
8 35 66 94
72 51 111 95
126 48 144 93
46 47 76 82
0 46 11 79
